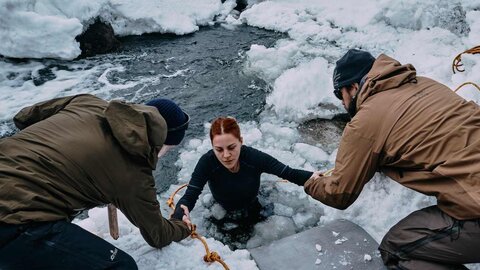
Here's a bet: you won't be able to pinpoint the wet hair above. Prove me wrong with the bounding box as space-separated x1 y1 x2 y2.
209 117 241 142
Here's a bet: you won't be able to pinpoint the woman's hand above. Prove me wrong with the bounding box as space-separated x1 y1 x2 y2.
180 205 193 231
309 171 323 181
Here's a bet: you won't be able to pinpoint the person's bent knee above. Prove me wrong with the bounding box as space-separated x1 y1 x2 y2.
379 232 401 267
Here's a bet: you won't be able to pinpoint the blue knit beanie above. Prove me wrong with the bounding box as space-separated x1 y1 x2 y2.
146 98 189 146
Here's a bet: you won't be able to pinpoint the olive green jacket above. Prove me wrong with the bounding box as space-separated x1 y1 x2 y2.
0 94 190 248
305 55 480 220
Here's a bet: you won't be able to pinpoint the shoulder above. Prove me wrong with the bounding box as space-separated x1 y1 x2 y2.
343 112 377 142
196 150 218 168
240 145 271 165
241 145 262 158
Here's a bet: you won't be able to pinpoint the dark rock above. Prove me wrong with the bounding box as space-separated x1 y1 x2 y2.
298 117 348 152
221 0 248 12
33 67 56 86
234 0 248 12
75 19 121 58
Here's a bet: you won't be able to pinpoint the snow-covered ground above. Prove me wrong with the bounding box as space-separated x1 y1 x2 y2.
2 0 480 269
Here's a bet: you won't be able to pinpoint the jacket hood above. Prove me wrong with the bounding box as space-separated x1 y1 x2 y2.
105 100 167 169
357 54 417 107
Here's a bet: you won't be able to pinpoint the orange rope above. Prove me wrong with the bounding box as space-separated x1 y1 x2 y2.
454 82 480 93
167 183 188 210
167 184 230 270
452 45 480 74
191 225 230 270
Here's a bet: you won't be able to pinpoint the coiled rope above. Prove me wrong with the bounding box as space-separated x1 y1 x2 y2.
454 82 480 93
167 184 230 270
451 45 480 98
107 184 229 269
452 45 480 74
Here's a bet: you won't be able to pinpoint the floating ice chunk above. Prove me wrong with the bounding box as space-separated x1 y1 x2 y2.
293 143 329 163
334 237 348 245
293 212 317 228
246 216 296 248
273 203 294 217
223 222 239 230
202 194 214 208
315 258 321 265
187 138 202 149
364 254 372 262
315 244 322 252
243 127 263 144
211 203 226 220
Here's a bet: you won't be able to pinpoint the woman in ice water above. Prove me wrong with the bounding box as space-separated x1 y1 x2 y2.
172 117 321 226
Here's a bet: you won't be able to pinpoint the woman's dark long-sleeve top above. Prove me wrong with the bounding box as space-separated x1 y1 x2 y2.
172 145 312 220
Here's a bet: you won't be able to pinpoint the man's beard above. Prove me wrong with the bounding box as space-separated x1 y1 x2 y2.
347 94 358 118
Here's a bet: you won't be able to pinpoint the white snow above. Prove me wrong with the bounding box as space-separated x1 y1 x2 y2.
2 0 480 269
74 207 258 270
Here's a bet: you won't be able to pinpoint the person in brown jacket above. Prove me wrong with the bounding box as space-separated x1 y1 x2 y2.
304 49 480 269
0 94 193 269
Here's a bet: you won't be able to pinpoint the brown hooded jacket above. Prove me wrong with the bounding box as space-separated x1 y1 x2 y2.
305 54 480 220
0 94 190 248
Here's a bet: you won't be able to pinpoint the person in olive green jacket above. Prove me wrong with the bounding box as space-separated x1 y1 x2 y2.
0 94 192 269
305 49 480 269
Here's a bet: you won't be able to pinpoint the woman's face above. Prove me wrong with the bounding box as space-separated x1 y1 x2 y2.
212 133 242 171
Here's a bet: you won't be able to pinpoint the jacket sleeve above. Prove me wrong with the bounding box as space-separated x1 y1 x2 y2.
116 175 190 248
251 147 313 186
172 154 210 220
13 94 91 130
304 122 379 210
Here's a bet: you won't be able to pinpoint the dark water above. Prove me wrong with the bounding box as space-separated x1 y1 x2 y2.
113 25 284 131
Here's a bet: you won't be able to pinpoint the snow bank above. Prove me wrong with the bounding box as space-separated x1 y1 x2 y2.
75 208 258 270
0 0 226 60
241 0 480 119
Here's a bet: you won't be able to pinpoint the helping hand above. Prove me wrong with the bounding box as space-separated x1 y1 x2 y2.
180 205 193 231
309 171 323 181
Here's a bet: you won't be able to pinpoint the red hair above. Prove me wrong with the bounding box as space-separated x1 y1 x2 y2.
209 117 241 142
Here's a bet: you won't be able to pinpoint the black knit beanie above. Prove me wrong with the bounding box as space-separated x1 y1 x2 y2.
333 49 375 91
146 98 189 146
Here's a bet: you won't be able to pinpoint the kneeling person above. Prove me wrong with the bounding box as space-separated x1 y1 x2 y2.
0 94 192 269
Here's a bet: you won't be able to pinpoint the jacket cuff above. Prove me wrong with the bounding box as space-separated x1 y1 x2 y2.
288 170 312 186
169 219 191 239
303 177 315 193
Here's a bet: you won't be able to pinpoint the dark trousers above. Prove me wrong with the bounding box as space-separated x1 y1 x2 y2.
379 206 480 270
0 220 137 270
